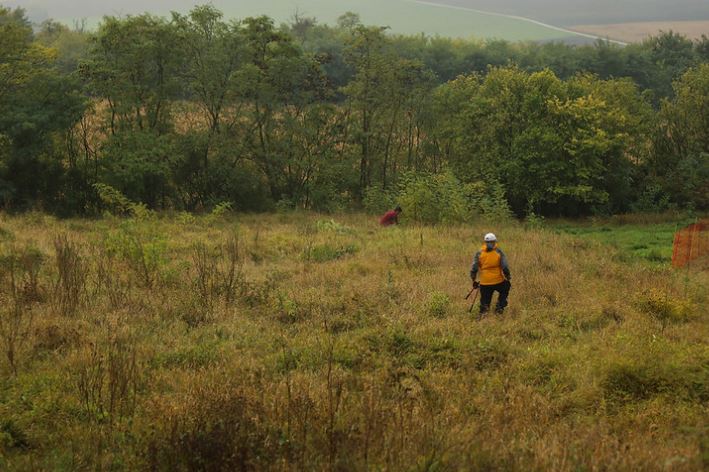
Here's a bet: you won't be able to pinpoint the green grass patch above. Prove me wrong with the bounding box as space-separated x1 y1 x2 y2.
552 220 695 264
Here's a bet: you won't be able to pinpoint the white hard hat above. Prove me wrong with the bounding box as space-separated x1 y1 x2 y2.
484 233 497 242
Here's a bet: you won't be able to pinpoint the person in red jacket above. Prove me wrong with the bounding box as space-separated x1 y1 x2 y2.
380 206 402 226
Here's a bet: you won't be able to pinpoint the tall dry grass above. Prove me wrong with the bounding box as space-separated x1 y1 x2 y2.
0 212 706 471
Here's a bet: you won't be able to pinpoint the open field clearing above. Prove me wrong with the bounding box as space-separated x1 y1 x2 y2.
0 212 707 470
553 216 699 265
571 21 709 43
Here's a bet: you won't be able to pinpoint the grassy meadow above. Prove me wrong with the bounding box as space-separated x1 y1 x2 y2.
552 216 699 265
0 211 707 470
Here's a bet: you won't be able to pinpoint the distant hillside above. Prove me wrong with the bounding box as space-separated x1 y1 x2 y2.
572 21 709 43
1 0 599 42
423 0 709 27
10 0 703 43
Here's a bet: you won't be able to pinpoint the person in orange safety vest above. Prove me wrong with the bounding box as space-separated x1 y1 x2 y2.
470 232 512 316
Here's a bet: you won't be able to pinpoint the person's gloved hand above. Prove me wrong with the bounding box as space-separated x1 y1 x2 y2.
473 281 480 289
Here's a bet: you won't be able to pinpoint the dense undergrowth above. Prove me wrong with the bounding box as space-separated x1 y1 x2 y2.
0 212 707 471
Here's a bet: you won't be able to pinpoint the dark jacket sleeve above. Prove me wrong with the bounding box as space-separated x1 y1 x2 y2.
497 249 511 281
470 251 481 280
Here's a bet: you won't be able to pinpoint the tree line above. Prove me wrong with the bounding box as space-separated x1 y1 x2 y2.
0 4 707 217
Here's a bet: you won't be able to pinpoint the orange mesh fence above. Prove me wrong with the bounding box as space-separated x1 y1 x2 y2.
672 220 709 268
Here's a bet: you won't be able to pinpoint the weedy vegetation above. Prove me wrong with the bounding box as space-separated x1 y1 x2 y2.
0 212 706 470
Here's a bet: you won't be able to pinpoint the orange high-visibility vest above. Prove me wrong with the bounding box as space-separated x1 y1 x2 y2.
478 244 506 285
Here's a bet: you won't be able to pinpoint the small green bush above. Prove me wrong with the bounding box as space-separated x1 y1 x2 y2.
398 171 470 224
363 186 396 215
603 363 664 403
155 342 220 369
316 219 353 234
302 243 358 263
465 179 513 220
635 289 693 330
426 291 451 318
176 211 196 225
466 341 510 371
94 183 133 216
386 328 415 357
206 201 233 224
0 225 14 242
0 420 29 450
103 221 168 288
602 359 707 405
142 381 273 471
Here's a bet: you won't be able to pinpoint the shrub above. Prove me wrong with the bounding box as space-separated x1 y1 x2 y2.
141 378 272 471
53 234 88 316
398 170 471 224
155 342 220 369
426 291 450 318
275 293 302 324
524 210 546 229
94 183 158 220
0 225 15 242
635 289 693 330
631 183 673 213
73 330 143 424
95 248 131 309
603 356 708 406
98 131 176 209
464 179 513 220
602 362 671 404
0 244 46 373
94 183 133 217
0 420 29 451
386 328 415 357
275 198 295 213
187 235 245 316
363 186 396 215
466 340 510 371
207 201 233 223
176 211 196 225
103 221 168 288
316 219 353 235
191 242 220 321
302 243 358 263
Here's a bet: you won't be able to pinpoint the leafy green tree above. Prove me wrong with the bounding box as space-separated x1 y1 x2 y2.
172 5 246 134
342 26 436 195
35 20 90 73
235 16 329 201
82 14 182 134
98 131 177 208
0 7 86 212
642 32 698 101
649 64 709 209
438 67 652 216
342 25 394 195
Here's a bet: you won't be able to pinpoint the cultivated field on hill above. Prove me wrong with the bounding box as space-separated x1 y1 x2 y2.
0 212 707 470
423 0 709 27
570 21 709 43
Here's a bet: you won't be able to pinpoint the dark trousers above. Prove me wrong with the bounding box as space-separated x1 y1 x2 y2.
479 281 511 314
